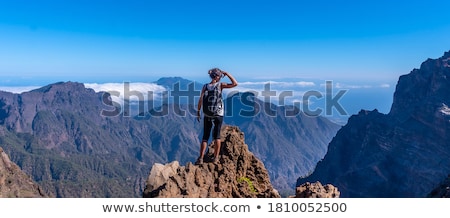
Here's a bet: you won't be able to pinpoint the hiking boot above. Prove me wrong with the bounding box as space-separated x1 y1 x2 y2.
212 156 219 164
195 157 203 165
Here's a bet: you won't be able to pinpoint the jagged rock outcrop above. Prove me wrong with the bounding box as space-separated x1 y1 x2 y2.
0 147 47 197
295 182 340 198
297 50 450 197
143 125 280 198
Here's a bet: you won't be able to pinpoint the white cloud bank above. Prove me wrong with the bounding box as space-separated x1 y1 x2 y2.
440 103 450 116
0 86 41 93
239 81 316 87
85 82 168 102
334 83 391 89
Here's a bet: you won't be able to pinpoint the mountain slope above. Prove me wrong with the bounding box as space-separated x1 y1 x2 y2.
0 82 202 197
0 146 48 197
297 50 450 197
0 79 339 197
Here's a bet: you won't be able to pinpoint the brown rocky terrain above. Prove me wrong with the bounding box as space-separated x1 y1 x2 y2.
295 181 340 198
143 125 340 198
143 125 280 198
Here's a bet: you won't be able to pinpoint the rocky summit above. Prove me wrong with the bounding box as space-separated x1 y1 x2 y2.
295 181 340 198
143 125 280 198
143 125 341 198
0 147 47 197
298 50 450 197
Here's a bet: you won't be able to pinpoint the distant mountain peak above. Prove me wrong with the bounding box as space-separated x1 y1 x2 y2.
29 81 89 93
155 76 189 84
154 77 204 93
390 50 450 120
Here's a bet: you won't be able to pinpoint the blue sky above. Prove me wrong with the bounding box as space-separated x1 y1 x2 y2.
1 0 449 86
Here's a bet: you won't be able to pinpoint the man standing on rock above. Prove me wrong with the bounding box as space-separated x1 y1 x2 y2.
195 68 238 164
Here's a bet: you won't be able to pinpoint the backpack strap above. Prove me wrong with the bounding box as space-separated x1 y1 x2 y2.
204 82 221 91
202 84 207 92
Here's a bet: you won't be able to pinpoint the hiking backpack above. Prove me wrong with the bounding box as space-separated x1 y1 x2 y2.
202 83 223 117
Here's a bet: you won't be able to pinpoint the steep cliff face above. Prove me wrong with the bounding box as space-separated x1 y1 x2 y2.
0 147 48 197
143 126 281 198
0 82 105 134
298 51 450 197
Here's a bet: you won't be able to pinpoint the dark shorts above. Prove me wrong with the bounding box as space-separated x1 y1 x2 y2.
202 116 223 142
